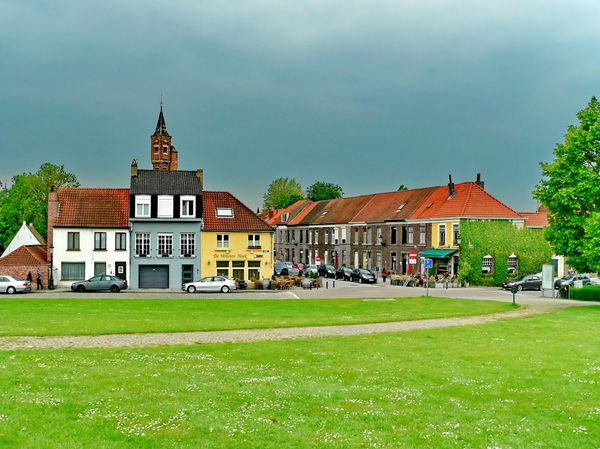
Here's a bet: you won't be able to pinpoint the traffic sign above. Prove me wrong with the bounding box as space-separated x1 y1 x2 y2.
409 251 418 265
424 258 433 269
315 255 321 262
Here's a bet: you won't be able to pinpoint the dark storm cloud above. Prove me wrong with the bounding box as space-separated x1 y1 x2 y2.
1 0 599 210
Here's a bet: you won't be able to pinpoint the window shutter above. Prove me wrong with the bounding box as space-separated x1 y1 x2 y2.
173 194 180 218
150 195 158 218
129 194 135 218
196 195 202 218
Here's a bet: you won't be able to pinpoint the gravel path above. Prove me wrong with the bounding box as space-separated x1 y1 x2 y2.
0 303 566 351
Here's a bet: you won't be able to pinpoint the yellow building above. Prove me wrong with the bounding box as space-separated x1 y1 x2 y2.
201 191 274 281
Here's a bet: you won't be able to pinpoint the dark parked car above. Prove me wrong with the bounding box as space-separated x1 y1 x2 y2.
502 274 542 291
554 274 591 289
351 268 377 284
335 266 353 281
318 264 336 278
71 275 128 293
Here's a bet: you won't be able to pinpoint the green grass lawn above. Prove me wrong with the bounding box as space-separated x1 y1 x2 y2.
0 297 513 336
1 306 599 448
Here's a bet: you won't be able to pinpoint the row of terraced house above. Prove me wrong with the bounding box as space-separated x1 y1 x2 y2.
264 175 552 277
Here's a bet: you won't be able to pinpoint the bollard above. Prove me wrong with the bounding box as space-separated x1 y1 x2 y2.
333 280 335 288
326 281 328 289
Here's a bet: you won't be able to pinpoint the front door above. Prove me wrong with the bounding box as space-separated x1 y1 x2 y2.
182 264 194 285
115 262 127 280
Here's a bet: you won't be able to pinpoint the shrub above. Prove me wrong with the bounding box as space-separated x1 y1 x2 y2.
568 285 600 301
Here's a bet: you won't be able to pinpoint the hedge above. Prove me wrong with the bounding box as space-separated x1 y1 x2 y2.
568 285 600 301
458 219 553 287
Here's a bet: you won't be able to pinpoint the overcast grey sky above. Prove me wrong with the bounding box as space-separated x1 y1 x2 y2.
1 0 599 211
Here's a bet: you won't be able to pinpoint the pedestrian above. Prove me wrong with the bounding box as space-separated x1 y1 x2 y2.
381 267 387 283
36 268 43 290
26 271 33 283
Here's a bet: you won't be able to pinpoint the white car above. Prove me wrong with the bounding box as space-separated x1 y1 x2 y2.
183 276 237 293
0 275 31 294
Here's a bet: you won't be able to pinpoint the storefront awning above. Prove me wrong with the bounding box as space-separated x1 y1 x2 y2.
418 248 458 259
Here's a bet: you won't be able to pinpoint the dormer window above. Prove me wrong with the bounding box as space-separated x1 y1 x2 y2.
181 196 196 218
135 195 151 218
282 212 290 223
216 208 234 218
157 195 173 218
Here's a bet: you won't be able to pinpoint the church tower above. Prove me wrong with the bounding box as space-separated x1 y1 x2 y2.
151 103 178 171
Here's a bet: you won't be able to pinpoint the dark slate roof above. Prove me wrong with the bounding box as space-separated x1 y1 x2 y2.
131 170 203 195
153 106 170 136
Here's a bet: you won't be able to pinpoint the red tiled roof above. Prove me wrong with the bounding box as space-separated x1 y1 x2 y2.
352 188 438 222
293 195 374 225
203 191 274 232
55 188 130 228
264 199 312 226
0 245 47 266
519 211 549 228
411 182 522 219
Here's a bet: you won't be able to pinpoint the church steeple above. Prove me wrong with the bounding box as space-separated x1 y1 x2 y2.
150 101 178 171
153 103 170 137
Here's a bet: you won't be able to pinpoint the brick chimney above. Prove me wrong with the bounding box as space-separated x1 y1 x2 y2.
448 174 455 197
475 173 485 189
268 208 276 219
169 149 178 171
47 186 59 253
196 169 204 190
131 159 138 177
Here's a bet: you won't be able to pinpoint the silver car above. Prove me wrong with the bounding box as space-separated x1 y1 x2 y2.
183 276 237 293
71 275 128 293
0 275 31 294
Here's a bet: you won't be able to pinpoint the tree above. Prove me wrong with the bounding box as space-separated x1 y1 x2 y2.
534 97 600 273
306 181 343 201
0 163 80 249
262 177 304 210
397 184 408 191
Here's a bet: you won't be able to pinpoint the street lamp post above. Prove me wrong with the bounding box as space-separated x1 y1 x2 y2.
48 244 55 290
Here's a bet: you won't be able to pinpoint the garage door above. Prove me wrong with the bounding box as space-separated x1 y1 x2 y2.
139 265 169 289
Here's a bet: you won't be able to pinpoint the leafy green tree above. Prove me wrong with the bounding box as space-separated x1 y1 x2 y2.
0 163 80 249
397 184 408 191
262 177 304 210
534 97 600 273
306 181 343 201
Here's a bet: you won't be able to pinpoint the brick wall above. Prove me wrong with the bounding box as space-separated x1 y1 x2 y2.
0 264 48 287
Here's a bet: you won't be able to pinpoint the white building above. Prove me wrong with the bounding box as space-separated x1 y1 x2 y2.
47 188 130 286
1 221 45 258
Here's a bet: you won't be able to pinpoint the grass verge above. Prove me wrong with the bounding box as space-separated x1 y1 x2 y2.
0 297 513 336
0 306 598 448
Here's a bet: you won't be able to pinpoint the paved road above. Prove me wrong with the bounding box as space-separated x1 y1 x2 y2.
13 280 597 308
0 302 565 351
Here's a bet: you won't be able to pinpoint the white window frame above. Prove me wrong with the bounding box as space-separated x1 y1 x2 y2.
216 208 234 218
408 226 414 245
419 224 426 245
180 195 196 218
135 233 151 257
180 233 196 257
453 224 460 245
439 224 446 246
157 233 173 257
135 195 151 218
217 234 230 249
157 195 174 218
248 234 261 248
